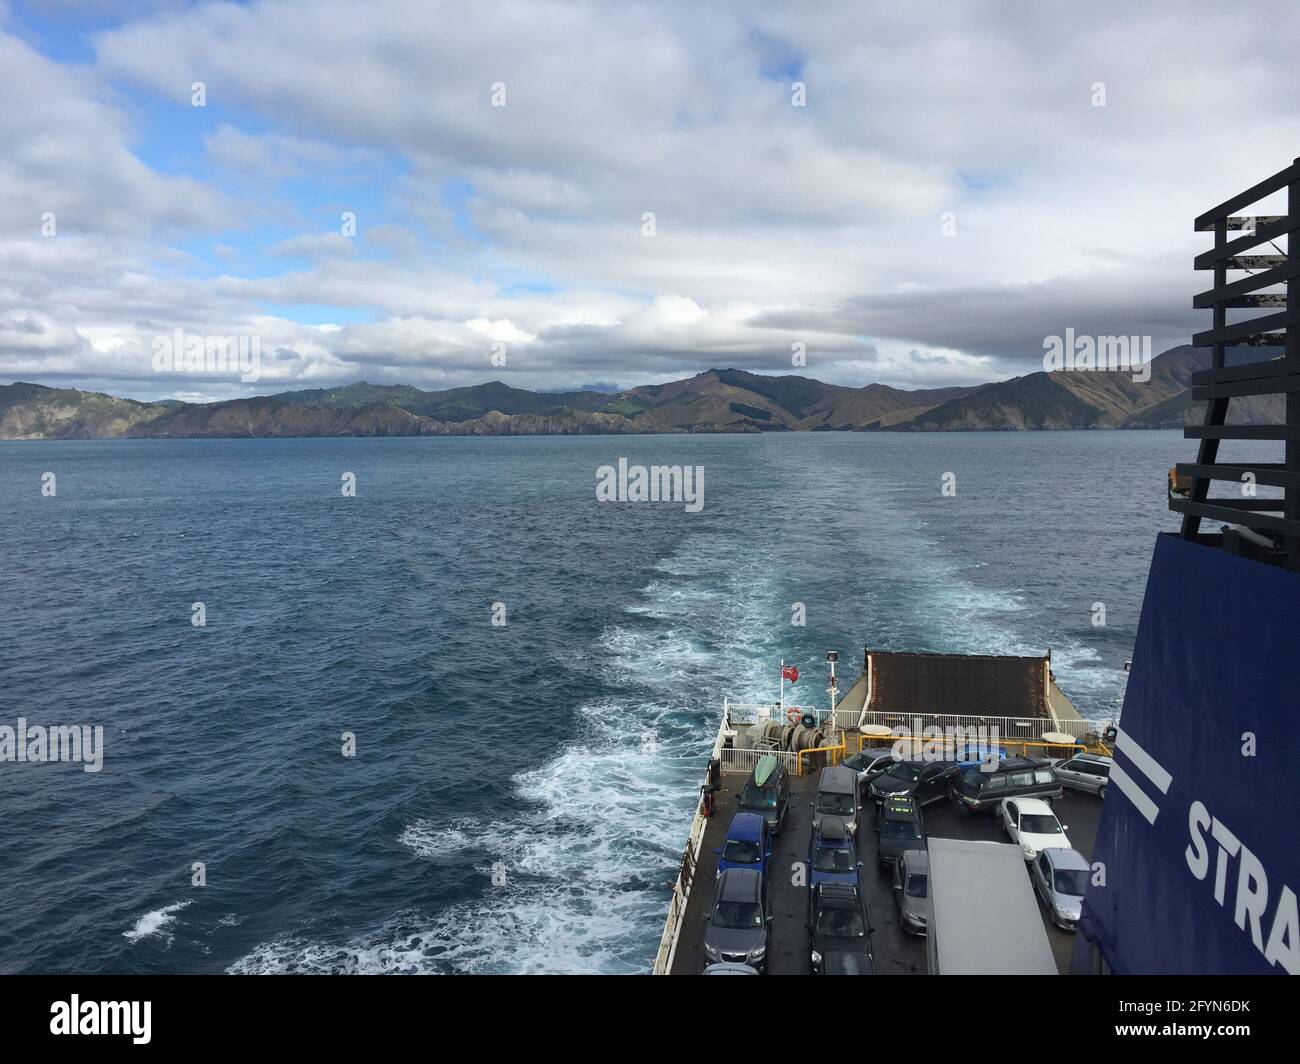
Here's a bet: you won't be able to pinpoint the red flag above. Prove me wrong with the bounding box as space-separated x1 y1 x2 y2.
781 665 799 683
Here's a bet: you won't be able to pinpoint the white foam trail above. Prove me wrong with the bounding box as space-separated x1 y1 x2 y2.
123 900 191 944
232 530 784 974
397 820 482 860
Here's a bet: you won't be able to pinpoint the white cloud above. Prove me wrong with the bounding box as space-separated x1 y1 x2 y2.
0 32 232 239
204 123 373 179
2 1 1299 399
270 232 357 259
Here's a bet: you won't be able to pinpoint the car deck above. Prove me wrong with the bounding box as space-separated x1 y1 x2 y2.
668 763 1100 975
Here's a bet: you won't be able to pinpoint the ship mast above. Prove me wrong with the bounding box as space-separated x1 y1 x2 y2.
826 650 839 744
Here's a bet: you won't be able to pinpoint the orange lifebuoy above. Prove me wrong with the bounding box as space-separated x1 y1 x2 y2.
786 707 801 724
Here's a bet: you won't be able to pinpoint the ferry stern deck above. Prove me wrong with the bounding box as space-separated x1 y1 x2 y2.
657 647 1104 975
666 742 1101 976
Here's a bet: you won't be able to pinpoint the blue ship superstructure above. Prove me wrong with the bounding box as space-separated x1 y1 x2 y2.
1075 158 1300 975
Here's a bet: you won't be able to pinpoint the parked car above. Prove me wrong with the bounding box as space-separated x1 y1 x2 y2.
808 883 875 975
809 815 861 887
714 811 772 881
737 754 791 835
948 756 1062 813
1050 752 1113 798
869 758 959 807
813 765 860 836
1029 847 1090 930
892 848 931 936
702 868 771 971
841 748 896 795
875 796 926 869
1000 797 1072 861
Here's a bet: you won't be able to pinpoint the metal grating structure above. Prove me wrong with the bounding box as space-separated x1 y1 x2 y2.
1173 156 1300 569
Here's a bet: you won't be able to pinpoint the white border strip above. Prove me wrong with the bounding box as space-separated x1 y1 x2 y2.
1115 728 1173 793
1109 762 1161 825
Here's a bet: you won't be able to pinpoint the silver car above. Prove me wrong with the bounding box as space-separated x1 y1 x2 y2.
1030 847 1090 930
891 848 930 935
813 765 860 837
703 962 759 974
1050 752 1113 798
841 749 895 796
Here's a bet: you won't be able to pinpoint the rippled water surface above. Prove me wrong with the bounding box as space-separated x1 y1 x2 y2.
0 431 1234 972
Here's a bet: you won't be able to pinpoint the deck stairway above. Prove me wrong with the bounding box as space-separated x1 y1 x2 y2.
1174 156 1300 569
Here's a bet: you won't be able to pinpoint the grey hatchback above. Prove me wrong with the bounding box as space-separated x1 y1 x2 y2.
702 868 771 971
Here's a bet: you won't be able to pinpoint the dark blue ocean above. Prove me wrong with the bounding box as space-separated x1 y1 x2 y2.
0 431 1251 973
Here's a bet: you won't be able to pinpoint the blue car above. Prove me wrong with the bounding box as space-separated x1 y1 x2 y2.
953 742 1007 770
808 815 860 887
715 812 772 880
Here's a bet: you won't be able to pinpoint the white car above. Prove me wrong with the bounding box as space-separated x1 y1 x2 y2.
1000 797 1071 861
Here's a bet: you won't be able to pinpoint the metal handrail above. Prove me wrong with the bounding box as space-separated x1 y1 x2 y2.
724 698 832 725
652 705 737 974
856 710 1103 742
796 737 847 775
718 746 799 775
1194 158 1300 231
856 732 1110 758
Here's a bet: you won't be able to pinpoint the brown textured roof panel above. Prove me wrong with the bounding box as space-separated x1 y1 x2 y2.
865 650 1048 719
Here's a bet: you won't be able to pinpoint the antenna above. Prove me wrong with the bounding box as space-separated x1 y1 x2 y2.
826 650 839 738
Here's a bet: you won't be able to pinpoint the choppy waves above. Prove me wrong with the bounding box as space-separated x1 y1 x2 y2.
231 528 785 973
4 432 1185 974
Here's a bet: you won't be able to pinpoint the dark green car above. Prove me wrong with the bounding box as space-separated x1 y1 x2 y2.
876 795 925 870
737 754 790 834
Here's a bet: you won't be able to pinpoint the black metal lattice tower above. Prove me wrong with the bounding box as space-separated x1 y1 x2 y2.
1172 157 1300 570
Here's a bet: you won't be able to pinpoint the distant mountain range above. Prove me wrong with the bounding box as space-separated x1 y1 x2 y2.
0 346 1283 440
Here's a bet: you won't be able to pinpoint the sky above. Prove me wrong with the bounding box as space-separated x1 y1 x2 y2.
1 0 1298 402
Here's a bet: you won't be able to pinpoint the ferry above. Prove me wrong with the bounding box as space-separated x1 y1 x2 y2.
653 157 1300 977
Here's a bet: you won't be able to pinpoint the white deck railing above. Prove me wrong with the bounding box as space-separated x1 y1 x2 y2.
718 746 800 776
651 789 711 975
651 708 732 975
724 699 841 725
855 711 1105 745
831 707 861 731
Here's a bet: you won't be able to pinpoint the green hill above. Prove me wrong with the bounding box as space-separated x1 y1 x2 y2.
2 346 1276 439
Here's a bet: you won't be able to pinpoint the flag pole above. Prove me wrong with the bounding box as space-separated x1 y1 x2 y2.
779 659 784 711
